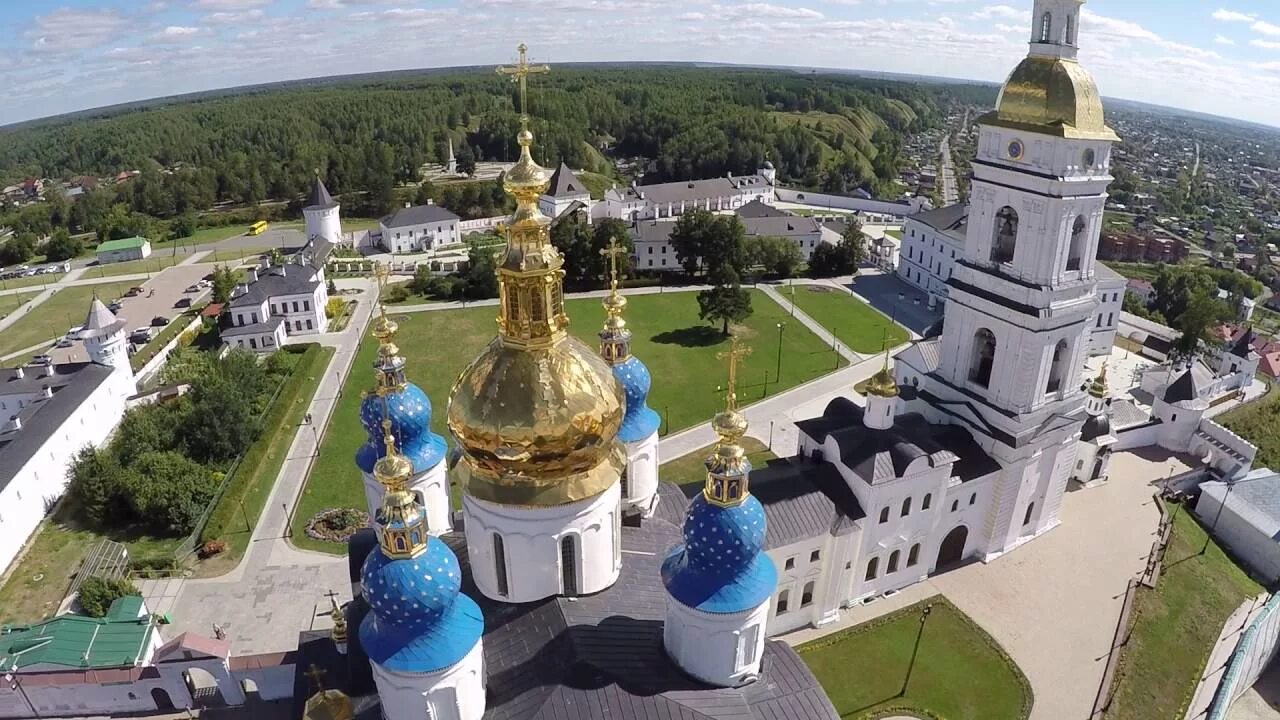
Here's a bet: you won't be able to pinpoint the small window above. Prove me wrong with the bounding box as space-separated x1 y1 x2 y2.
1172 414 1178 423
777 590 789 614
969 493 977 506
922 494 932 511
785 557 795 571
879 507 889 524
887 550 900 573
494 533 509 597
865 557 879 581
907 544 920 567
901 497 912 517
1024 502 1036 526
951 499 959 512
810 550 821 563
801 581 815 607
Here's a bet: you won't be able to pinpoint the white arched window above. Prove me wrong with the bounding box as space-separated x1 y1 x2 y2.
969 329 997 388
1066 13 1077 44
888 550 901 573
865 557 879 581
991 206 1019 264
1067 216 1087 271
1046 340 1070 394
1040 12 1053 42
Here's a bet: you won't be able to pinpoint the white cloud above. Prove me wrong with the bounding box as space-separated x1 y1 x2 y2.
972 5 1024 21
1254 20 1280 37
1212 9 1256 23
1252 38 1280 49
1215 34 1236 45
733 4 823 19
190 0 269 8
680 12 706 20
204 9 267 24
1082 10 1220 61
25 8 131 54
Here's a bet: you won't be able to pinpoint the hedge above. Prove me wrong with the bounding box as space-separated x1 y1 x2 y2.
200 343 327 544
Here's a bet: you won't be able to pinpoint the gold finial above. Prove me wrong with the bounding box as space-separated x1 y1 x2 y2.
373 401 412 489
598 237 631 364
1088 361 1109 399
497 43 550 130
601 238 626 293
717 335 752 415
328 595 347 644
306 665 327 694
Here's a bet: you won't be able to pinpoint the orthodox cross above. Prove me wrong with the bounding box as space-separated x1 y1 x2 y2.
716 335 751 413
600 238 627 292
374 261 392 318
496 43 550 128
305 664 327 693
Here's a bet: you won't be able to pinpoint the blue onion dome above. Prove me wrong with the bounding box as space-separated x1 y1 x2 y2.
661 492 777 613
358 536 484 673
356 385 447 474
614 356 660 442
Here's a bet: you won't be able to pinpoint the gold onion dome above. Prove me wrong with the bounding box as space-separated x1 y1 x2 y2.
1088 364 1109 399
866 364 899 398
447 47 625 507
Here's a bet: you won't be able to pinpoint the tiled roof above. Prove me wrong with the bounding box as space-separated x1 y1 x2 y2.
736 199 791 218
228 264 319 308
306 177 337 210
95 236 147 252
0 601 157 671
609 175 771 206
380 204 460 229
546 163 589 198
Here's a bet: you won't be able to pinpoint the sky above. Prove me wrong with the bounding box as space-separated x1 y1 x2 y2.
3 0 1280 128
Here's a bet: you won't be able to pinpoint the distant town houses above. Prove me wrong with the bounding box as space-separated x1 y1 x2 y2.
222 239 332 353
1097 231 1188 263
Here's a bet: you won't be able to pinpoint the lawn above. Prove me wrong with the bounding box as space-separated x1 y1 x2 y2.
290 289 847 552
202 246 271 264
0 290 43 318
783 283 910 354
799 597 1032 720
661 437 775 486
1219 382 1280 469
0 282 134 358
1104 503 1262 720
0 272 65 291
884 228 903 240
88 254 186 279
0 509 180 626
195 344 335 576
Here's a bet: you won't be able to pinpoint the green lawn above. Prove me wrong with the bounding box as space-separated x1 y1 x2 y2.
799 598 1033 720
290 289 847 552
0 282 134 358
884 229 903 240
1101 261 1163 282
783 283 910 353
1219 382 1280 469
88 254 186 278
202 246 271 264
661 437 775 486
0 272 66 290
0 290 43 318
1104 503 1262 720
0 509 180 626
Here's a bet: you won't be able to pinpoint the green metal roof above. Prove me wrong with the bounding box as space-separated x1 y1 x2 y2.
0 599 156 670
95 236 148 252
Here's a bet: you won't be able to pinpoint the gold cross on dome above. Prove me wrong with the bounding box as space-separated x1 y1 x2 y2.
716 335 752 412
600 237 627 292
305 664 327 693
496 43 550 128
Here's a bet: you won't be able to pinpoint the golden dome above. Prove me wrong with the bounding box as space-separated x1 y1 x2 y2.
448 336 626 506
304 689 353 720
984 55 1119 141
1088 363 1109 399
866 366 899 398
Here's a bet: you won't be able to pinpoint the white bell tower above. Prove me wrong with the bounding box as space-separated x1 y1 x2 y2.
82 299 131 377
924 0 1119 559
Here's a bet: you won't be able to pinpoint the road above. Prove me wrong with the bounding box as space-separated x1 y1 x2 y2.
939 135 959 206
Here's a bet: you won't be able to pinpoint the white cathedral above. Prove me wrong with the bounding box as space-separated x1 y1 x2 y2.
299 5 1138 718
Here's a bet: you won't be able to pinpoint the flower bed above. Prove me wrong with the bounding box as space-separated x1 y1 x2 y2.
305 508 370 543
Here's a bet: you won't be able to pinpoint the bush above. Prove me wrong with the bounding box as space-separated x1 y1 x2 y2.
382 283 409 303
44 230 84 262
77 576 139 618
325 297 346 319
198 540 227 559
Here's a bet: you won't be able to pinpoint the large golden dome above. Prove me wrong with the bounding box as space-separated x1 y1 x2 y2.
446 58 624 507
983 55 1119 142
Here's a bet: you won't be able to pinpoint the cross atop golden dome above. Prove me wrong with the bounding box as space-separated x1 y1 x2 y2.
1088 362 1109 399
599 237 632 365
303 665 353 720
705 335 751 507
866 346 899 399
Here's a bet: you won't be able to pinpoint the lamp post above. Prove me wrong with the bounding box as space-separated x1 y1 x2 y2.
900 603 933 698
6 667 39 718
775 322 786 383
890 291 905 324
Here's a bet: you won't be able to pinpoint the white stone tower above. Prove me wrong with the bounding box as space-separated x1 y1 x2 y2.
1074 364 1117 485
303 174 342 243
919 0 1118 559
446 137 458 175
82 298 131 377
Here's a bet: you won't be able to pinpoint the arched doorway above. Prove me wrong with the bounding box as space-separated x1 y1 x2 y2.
936 526 968 569
151 688 175 711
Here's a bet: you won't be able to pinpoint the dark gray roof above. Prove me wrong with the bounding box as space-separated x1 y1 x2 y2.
306 177 337 211
546 163 590 199
736 200 791 219
228 264 320 308
309 484 840 720
0 362 115 493
380 204 460 229
1230 327 1258 359
741 216 826 242
611 175 771 206
795 397 999 483
1081 412 1112 442
678 460 865 549
1163 361 1215 403
220 315 285 337
298 237 334 270
909 204 967 243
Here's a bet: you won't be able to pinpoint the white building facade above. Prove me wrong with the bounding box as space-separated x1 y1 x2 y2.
223 261 329 353
379 203 462 254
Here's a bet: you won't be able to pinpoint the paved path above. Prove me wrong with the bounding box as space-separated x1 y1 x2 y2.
940 135 959 206
151 279 378 653
782 450 1185 720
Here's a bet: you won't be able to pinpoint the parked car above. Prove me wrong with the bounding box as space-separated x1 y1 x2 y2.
125 286 144 297
108 299 124 312
185 284 201 293
151 315 169 327
55 337 74 348
30 354 52 365
130 327 154 343
66 326 84 340
174 298 192 309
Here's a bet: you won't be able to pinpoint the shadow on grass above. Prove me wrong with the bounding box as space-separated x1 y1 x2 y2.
650 326 725 347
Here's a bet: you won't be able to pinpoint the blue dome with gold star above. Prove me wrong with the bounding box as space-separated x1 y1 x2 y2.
614 356 660 442
661 487 778 614
359 535 484 673
356 385 447 475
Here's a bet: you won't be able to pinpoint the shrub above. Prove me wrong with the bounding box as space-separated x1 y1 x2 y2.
77 576 139 618
325 297 346 319
383 284 409 303
198 540 227 559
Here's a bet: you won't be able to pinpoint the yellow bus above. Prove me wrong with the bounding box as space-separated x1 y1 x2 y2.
247 220 269 236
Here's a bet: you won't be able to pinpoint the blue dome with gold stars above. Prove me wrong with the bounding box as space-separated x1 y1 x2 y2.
359 535 484 673
356 385 447 475
614 356 660 442
661 488 778 614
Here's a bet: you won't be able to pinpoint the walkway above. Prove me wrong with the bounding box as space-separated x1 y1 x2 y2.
1191 593 1271 720
151 278 378 653
782 450 1185 720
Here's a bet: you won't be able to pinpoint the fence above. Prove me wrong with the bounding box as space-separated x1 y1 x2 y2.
1206 593 1280 720
133 314 204 386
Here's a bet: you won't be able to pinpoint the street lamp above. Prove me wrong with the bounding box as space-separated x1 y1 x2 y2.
775 322 786 383
890 291 905 324
900 603 933 698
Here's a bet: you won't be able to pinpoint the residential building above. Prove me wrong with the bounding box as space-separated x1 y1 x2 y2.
1196 471 1280 583
597 170 775 222
1126 278 1156 304
379 202 461 254
897 204 967 305
1089 264 1125 356
223 242 331 353
1097 231 1188 263
95 237 151 264
630 210 838 271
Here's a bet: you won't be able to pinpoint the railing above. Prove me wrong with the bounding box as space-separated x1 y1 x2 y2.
1206 593 1280 720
